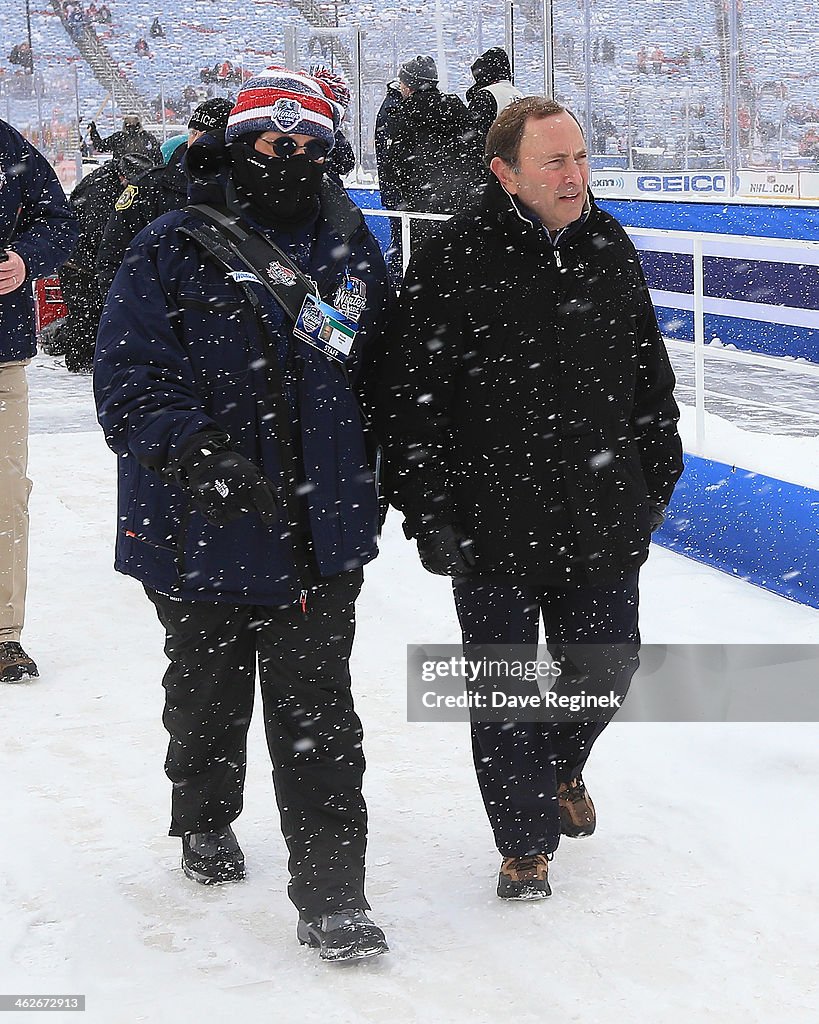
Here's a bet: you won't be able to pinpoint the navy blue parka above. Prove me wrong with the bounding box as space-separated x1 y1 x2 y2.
94 133 392 605
0 119 78 362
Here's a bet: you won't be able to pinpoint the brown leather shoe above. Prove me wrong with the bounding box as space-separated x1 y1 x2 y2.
557 777 596 837
497 854 551 900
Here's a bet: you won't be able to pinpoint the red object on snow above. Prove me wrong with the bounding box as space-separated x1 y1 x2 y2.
34 275 68 333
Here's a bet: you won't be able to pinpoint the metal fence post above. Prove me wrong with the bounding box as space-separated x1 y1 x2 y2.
693 237 706 450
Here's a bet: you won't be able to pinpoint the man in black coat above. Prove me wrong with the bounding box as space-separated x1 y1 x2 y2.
374 78 404 285
59 155 156 372
97 98 232 293
466 47 523 151
377 97 683 901
88 114 163 165
380 54 486 250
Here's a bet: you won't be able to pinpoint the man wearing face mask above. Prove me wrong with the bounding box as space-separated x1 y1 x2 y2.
94 68 392 963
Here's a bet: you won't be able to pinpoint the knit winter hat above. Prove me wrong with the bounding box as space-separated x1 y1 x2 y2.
188 97 232 134
225 66 344 147
309 64 352 112
398 54 438 90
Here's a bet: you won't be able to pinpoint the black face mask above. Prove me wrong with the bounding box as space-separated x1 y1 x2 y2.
229 140 324 227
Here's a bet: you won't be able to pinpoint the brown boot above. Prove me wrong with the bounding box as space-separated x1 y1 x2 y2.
0 642 39 683
557 777 596 837
497 854 551 900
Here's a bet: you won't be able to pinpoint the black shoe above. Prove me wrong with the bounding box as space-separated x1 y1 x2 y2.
297 910 389 962
497 855 552 900
0 642 39 683
181 825 245 885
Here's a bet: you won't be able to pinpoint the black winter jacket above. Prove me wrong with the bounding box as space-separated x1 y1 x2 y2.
97 145 187 292
377 179 684 585
375 83 403 209
65 162 125 298
380 87 487 217
466 48 520 142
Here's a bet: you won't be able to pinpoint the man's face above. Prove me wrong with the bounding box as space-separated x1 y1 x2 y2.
187 128 204 147
491 114 589 233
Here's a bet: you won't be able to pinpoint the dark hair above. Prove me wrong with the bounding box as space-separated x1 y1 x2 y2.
485 96 571 168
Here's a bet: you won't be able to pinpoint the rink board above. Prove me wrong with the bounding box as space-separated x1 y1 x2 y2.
353 189 819 364
656 454 819 610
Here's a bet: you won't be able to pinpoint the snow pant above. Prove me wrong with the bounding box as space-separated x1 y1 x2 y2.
145 568 369 918
452 573 640 857
57 264 103 373
0 362 31 643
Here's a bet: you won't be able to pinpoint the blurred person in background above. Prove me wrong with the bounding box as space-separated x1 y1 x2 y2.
465 47 522 149
97 98 232 293
379 54 486 251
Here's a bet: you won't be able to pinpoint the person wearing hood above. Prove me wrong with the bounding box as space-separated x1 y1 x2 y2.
94 67 392 962
381 54 486 250
376 97 683 903
97 97 233 294
466 47 523 144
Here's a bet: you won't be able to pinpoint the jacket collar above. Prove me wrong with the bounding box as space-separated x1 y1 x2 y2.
482 176 594 248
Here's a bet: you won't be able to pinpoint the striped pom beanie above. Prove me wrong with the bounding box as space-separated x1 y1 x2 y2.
225 66 344 148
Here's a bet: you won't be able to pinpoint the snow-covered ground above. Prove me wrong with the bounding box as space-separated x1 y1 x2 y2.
2 360 819 1023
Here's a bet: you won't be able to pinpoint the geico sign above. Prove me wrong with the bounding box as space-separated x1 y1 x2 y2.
637 174 728 193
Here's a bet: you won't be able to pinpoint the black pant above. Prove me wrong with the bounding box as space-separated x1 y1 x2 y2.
57 264 103 373
145 570 368 918
453 574 640 857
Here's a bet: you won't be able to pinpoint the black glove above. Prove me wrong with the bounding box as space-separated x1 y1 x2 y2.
649 502 667 533
415 522 477 577
175 438 278 527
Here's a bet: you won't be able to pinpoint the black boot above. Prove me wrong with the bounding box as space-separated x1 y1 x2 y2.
181 825 245 884
297 910 389 962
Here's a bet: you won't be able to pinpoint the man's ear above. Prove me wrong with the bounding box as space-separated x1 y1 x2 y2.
490 155 517 194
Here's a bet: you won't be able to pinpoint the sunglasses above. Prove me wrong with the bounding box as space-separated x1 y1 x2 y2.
256 135 331 162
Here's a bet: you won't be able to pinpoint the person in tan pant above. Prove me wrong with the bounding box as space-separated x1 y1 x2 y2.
0 362 33 645
0 118 78 682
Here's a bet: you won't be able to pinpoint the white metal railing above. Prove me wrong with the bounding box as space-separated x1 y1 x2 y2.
363 209 819 450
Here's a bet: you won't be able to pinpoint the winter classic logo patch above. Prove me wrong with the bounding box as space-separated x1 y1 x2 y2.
269 98 303 133
333 276 367 322
266 261 298 287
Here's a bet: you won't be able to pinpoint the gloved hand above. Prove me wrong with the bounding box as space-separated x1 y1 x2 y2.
649 502 667 533
88 120 97 132
175 438 278 527
416 522 477 577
